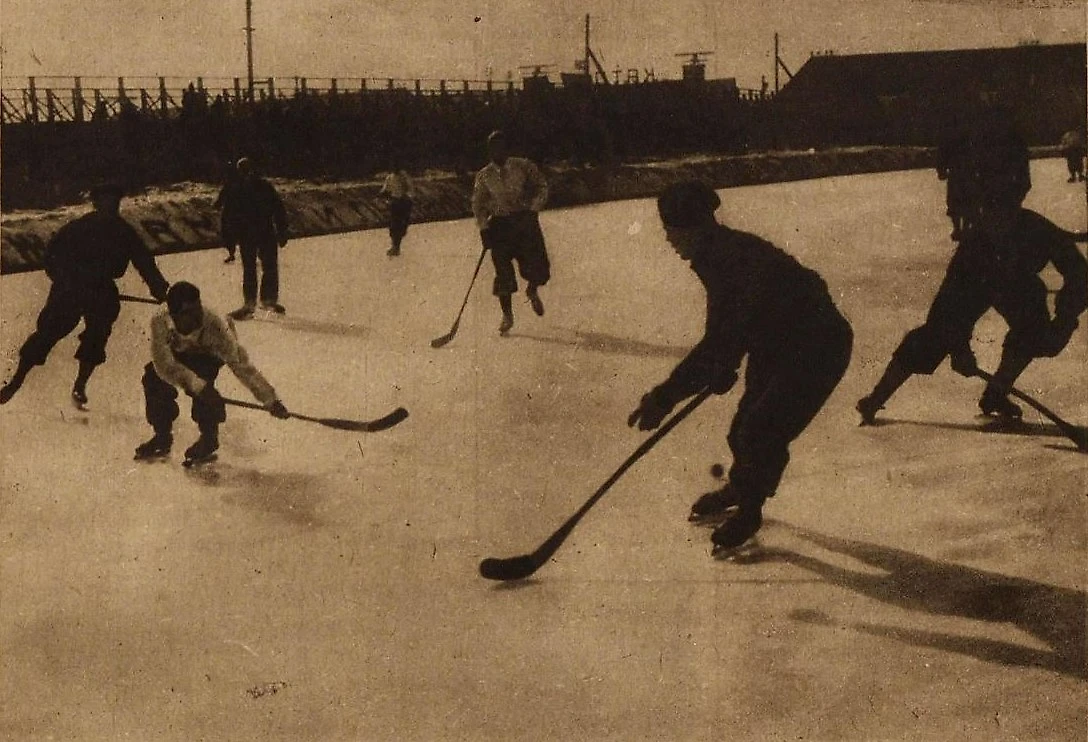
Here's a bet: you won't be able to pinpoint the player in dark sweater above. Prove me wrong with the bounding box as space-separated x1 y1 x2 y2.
0 183 169 408
628 181 853 555
858 110 1086 424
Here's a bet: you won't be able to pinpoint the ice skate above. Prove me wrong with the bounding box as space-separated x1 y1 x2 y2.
979 390 1023 420
182 434 219 467
134 433 173 461
71 385 88 411
688 484 742 525
261 302 286 314
856 395 883 426
526 286 545 316
710 504 763 559
229 304 255 320
498 314 514 336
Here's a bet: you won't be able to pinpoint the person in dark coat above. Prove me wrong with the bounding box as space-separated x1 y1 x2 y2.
628 181 853 556
0 183 169 408
936 116 974 241
218 158 289 318
858 112 1086 424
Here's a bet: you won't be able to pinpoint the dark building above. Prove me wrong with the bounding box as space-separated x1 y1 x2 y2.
773 43 1087 148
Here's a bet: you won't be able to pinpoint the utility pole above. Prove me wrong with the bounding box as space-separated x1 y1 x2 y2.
584 14 591 81
245 0 255 100
774 33 779 93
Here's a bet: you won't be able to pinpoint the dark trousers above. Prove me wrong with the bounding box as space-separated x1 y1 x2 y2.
142 353 225 435
19 283 121 368
892 254 1050 375
389 197 413 243
727 312 853 501
1064 150 1085 177
240 237 279 305
483 212 550 296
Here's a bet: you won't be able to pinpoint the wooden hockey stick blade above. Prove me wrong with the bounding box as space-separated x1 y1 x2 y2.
975 370 1088 451
430 320 460 349
119 293 161 304
222 397 408 433
307 406 409 432
478 389 713 582
431 246 488 349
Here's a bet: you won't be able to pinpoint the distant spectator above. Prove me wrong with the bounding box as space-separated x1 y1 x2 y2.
1059 128 1086 183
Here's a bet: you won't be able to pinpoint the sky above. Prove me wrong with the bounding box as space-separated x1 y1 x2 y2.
0 0 1084 90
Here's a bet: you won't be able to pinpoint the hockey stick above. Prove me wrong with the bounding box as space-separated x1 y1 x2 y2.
479 388 713 581
120 293 161 304
431 245 489 349
975 369 1087 451
222 397 409 432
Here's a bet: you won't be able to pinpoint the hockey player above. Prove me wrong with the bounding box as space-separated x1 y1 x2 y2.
134 281 289 465
857 114 1087 425
471 130 551 335
379 168 416 256
628 181 853 555
936 116 974 241
0 182 169 408
218 158 289 319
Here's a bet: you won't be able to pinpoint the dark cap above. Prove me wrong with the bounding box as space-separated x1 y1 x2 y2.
89 182 125 200
165 281 201 313
657 181 721 228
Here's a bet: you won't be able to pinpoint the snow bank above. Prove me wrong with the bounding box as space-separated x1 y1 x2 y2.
1 146 938 273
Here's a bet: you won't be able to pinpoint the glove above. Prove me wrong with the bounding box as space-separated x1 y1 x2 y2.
152 283 170 303
949 349 980 378
627 389 673 431
267 400 290 419
1035 317 1078 358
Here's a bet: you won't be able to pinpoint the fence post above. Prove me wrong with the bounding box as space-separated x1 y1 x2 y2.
234 77 242 102
73 77 85 122
28 77 39 123
268 77 275 98
159 77 169 115
415 79 422 95
117 77 127 112
331 78 338 95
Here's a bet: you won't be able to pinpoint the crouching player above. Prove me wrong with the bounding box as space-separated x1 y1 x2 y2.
134 281 289 465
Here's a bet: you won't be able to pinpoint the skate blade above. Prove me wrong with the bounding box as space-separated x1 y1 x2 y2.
182 453 218 468
688 506 740 528
134 453 170 463
711 536 763 563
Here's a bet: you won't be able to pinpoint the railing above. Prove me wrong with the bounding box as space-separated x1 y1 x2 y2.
0 75 525 124
0 74 773 125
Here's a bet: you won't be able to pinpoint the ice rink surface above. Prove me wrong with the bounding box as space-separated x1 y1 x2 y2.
2 161 1085 741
